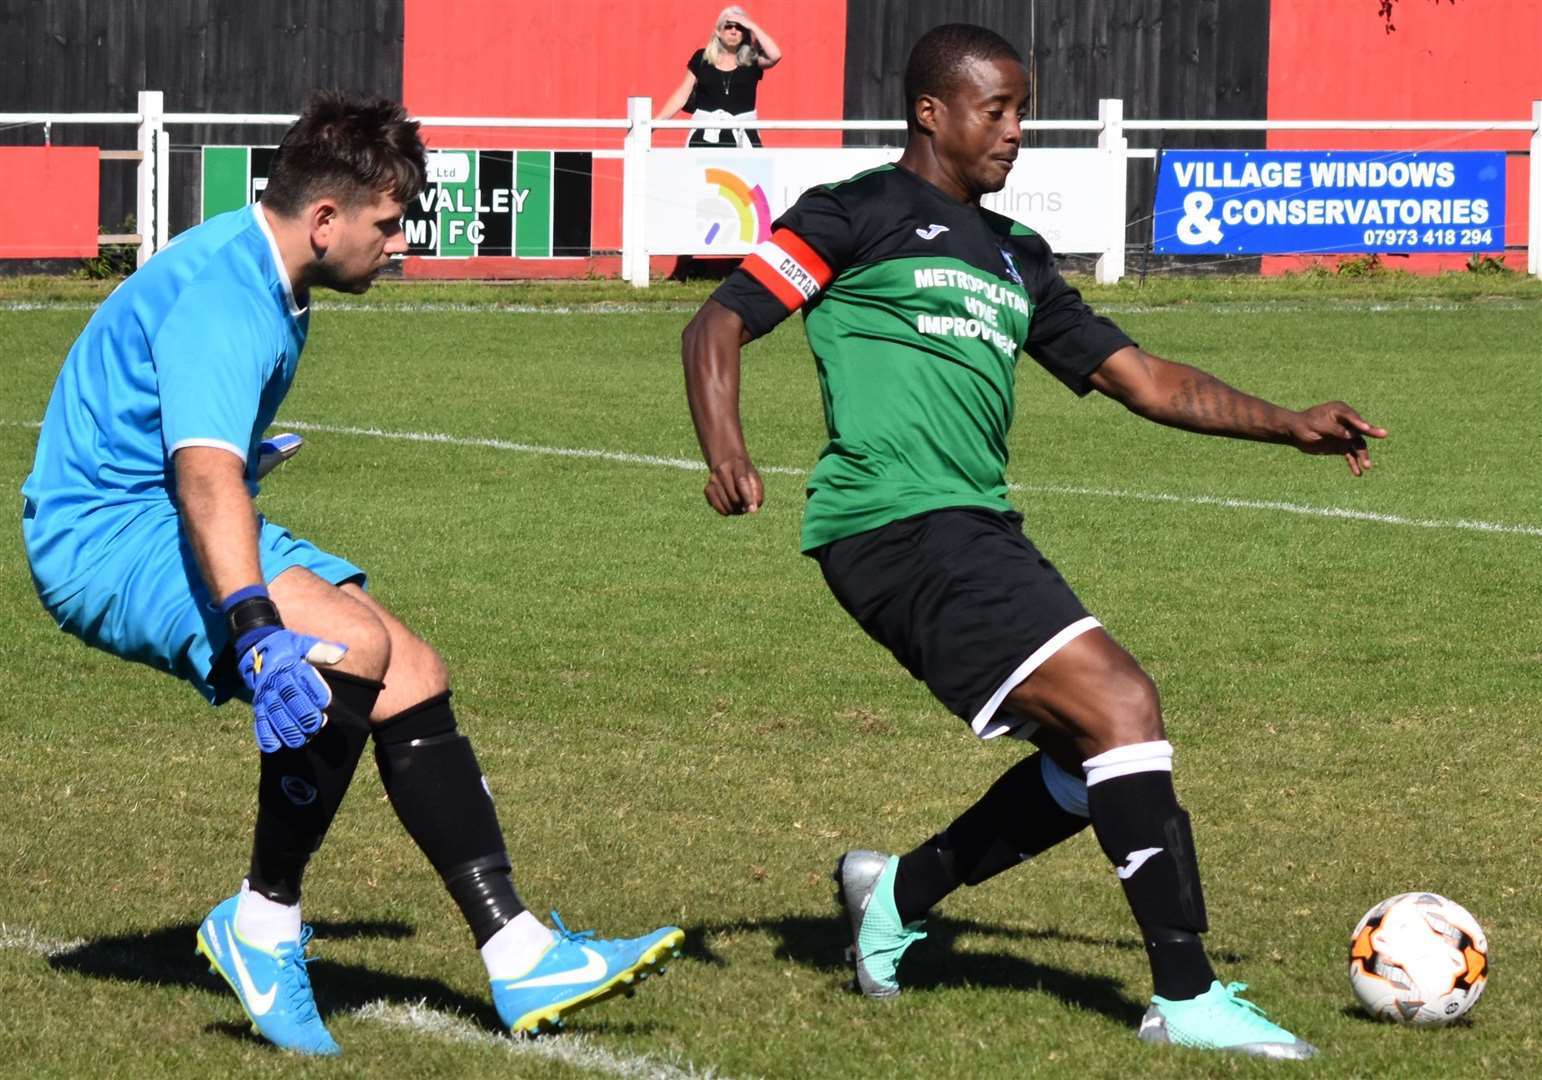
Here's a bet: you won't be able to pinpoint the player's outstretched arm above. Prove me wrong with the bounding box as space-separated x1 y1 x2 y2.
682 298 764 514
1089 346 1388 476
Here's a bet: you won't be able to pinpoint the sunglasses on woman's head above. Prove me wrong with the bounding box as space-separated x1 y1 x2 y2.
722 22 745 31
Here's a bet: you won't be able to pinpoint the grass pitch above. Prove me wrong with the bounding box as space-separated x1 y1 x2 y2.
1 275 1539 1078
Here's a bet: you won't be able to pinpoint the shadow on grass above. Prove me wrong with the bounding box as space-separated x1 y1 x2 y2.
48 918 503 1034
679 913 1247 1027
1336 1003 1475 1029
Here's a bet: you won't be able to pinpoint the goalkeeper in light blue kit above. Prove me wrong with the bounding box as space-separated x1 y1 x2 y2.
20 92 681 1055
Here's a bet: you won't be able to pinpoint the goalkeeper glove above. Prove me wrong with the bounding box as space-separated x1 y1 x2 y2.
221 585 347 752
256 432 303 480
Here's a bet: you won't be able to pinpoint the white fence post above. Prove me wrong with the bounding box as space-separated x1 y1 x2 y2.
155 107 170 252
1529 99 1541 279
135 90 163 267
623 96 652 288
1095 98 1127 284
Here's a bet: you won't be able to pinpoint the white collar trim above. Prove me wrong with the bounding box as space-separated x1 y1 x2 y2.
252 203 307 318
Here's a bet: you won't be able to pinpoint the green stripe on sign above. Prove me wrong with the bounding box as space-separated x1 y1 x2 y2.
515 150 552 258
438 151 478 257
202 147 249 219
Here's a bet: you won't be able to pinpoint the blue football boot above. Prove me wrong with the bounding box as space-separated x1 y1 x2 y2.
491 912 685 1036
195 895 340 1055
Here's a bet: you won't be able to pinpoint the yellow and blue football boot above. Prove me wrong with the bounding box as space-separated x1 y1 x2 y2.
491 912 684 1036
195 895 340 1055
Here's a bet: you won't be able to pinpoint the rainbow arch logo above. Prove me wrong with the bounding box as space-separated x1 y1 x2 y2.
702 167 771 245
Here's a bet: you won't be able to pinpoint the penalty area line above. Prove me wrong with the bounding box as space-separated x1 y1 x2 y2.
4 416 1538 539
1014 482 1542 538
278 419 811 476
6 298 1538 315
356 1000 732 1079
280 419 1542 539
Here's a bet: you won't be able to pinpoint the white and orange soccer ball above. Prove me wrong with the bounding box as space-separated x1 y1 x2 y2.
1349 892 1489 1026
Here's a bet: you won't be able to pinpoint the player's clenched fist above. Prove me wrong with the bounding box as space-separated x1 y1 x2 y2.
705 456 764 515
221 585 347 752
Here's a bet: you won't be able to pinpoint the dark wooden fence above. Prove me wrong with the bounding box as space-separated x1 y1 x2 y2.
0 0 403 237
842 0 1272 260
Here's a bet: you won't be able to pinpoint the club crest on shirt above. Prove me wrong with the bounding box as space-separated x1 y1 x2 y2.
999 246 1024 285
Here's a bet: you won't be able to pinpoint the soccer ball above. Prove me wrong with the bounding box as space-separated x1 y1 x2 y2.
1349 892 1489 1026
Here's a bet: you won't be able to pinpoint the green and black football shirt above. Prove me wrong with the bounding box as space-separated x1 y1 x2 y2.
710 163 1135 552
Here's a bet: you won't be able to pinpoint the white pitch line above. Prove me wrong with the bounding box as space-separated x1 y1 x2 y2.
278 419 810 476
1015 482 1542 538
0 924 87 958
0 927 728 1079
4 416 1538 538
279 419 1542 539
4 298 1539 316
0 299 700 316
355 1000 730 1079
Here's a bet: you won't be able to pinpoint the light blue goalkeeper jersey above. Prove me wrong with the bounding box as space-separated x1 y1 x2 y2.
21 204 309 608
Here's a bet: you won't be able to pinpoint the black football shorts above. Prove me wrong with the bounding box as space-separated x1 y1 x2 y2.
812 507 1101 738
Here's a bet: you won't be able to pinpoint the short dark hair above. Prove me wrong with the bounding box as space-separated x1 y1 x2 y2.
903 24 1024 132
261 91 426 215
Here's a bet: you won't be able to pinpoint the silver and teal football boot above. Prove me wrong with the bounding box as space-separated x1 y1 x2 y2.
1140 980 1317 1060
833 850 928 999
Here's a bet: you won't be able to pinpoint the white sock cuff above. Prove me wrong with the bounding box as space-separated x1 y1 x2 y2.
235 879 302 951
481 909 556 981
1082 739 1173 787
1040 755 1089 817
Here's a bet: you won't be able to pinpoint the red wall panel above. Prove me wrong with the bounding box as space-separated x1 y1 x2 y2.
402 0 847 275
1266 0 1540 273
0 148 99 259
404 0 847 148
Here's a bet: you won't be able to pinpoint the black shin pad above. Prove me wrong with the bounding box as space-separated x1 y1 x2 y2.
1087 770 1214 998
372 692 525 945
247 670 380 904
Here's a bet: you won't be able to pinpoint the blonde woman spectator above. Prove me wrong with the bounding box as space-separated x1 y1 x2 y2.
657 7 782 147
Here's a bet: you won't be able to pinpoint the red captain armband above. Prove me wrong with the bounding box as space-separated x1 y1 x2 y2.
741 228 835 312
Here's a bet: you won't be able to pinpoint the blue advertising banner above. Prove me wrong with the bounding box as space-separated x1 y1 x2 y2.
1153 150 1506 255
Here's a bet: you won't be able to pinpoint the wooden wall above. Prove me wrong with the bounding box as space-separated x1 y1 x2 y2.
841 0 1272 253
0 0 404 235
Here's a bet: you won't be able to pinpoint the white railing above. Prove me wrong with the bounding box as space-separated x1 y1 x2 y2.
4 94 1539 281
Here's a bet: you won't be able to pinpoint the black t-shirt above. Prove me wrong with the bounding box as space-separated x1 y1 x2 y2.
687 49 762 114
710 163 1136 549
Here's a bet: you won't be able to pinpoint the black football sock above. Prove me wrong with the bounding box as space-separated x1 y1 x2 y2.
373 691 526 946
246 670 380 904
893 752 1091 924
1083 741 1216 1001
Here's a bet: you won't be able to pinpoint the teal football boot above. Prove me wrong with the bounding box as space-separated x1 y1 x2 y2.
1140 980 1317 1060
834 850 928 999
491 913 685 1036
195 894 340 1055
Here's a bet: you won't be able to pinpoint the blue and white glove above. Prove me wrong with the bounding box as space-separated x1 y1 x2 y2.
221 585 347 753
255 432 303 480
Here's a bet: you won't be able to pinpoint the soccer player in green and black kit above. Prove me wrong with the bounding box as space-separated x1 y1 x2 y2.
681 24 1386 1060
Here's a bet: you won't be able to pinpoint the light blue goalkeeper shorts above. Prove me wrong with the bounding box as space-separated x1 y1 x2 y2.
39 514 364 705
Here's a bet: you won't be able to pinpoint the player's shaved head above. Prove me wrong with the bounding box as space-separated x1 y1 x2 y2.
261 91 426 216
904 24 1024 133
